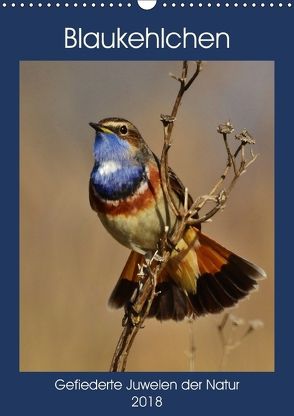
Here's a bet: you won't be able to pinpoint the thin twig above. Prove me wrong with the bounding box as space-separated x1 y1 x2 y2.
218 313 264 371
160 60 203 223
110 236 170 371
186 318 197 371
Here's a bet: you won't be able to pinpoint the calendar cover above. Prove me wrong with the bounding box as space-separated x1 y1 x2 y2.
0 1 291 414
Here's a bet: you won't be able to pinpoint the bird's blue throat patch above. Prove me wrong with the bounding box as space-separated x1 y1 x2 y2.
91 163 146 200
93 130 130 162
91 131 146 200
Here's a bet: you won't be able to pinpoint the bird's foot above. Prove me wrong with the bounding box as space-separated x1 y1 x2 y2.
145 250 164 264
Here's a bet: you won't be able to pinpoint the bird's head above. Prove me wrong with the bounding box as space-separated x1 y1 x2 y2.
89 117 146 164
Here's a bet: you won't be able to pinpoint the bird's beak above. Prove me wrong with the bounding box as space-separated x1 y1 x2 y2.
89 123 113 134
89 122 100 131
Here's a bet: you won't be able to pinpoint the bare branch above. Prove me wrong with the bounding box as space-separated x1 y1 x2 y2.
110 258 159 372
185 123 258 224
110 233 170 372
159 61 203 222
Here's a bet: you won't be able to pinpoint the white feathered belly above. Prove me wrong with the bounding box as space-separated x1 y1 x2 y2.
98 191 175 253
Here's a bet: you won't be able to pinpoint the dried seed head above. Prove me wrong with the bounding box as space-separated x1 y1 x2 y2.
235 129 256 144
230 315 245 327
218 190 227 204
160 114 176 126
217 121 234 135
248 319 264 330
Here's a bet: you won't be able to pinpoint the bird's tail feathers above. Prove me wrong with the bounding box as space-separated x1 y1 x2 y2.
108 228 266 321
189 229 266 316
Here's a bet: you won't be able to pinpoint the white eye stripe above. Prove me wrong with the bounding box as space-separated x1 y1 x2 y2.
98 161 121 176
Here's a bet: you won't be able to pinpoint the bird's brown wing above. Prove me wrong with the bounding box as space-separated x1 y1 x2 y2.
167 166 201 228
167 167 193 207
152 152 194 208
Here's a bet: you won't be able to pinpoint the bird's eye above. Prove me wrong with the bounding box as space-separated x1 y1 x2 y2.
120 125 128 135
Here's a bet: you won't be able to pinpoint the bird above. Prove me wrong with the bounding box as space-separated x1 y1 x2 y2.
89 117 266 321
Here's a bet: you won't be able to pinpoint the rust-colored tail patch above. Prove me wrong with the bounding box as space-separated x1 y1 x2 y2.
108 228 266 321
108 250 144 309
190 232 266 316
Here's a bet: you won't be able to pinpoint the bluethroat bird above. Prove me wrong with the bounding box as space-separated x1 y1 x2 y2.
89 118 266 321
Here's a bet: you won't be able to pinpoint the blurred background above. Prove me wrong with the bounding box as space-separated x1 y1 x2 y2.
20 61 274 372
